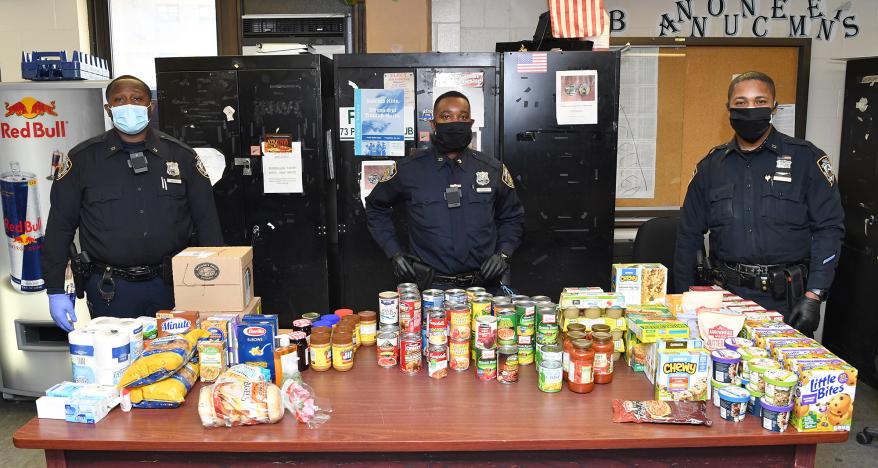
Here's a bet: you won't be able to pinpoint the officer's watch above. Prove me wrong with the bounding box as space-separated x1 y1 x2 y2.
807 288 826 302
499 252 509 261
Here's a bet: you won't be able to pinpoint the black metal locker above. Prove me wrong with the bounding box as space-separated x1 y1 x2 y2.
156 56 335 323
824 57 878 387
501 51 621 295
332 53 500 309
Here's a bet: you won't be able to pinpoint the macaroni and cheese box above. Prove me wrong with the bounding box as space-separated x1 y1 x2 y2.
649 339 710 401
612 263 667 305
790 359 858 432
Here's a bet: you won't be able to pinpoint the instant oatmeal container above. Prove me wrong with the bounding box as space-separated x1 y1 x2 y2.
711 379 734 407
746 357 781 394
711 349 742 384
738 346 770 376
718 386 750 422
748 388 764 417
762 368 797 407
724 337 754 351
759 401 793 432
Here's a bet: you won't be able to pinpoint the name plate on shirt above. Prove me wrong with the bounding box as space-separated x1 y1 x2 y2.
476 187 492 193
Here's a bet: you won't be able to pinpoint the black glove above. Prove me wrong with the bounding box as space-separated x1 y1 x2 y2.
391 252 416 282
480 253 509 282
788 296 821 335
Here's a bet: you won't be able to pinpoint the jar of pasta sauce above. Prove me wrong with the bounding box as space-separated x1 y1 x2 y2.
567 339 595 394
592 332 614 384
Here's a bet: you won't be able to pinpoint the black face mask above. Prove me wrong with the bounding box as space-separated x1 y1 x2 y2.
432 121 474 154
729 107 773 143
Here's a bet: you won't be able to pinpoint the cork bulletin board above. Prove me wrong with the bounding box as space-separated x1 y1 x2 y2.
611 38 809 208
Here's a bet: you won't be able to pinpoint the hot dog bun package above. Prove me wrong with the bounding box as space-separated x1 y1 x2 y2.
198 364 284 427
119 329 209 388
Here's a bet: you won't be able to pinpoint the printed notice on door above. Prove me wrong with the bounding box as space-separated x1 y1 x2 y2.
555 70 598 125
261 135 303 194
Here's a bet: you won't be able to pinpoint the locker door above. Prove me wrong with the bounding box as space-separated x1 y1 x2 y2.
156 71 246 245
236 69 329 321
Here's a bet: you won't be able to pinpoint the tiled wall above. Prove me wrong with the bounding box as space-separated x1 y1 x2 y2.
432 0 548 52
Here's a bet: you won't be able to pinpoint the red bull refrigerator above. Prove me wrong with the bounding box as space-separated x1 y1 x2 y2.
0 81 110 397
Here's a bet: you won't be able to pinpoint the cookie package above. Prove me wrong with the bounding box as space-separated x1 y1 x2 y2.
612 399 713 426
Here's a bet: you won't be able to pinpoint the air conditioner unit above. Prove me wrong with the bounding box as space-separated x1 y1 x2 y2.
242 14 351 58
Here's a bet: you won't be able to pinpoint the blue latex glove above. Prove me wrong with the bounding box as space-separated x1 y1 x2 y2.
48 294 76 332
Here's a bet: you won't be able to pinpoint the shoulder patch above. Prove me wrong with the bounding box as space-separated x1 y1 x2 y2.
55 152 73 180
501 164 515 189
816 155 835 187
194 154 210 179
379 162 397 182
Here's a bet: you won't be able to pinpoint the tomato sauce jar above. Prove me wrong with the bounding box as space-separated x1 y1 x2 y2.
591 332 614 384
567 338 595 394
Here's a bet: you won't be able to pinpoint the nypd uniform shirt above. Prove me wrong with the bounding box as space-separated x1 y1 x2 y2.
365 147 525 276
41 129 224 290
674 128 845 292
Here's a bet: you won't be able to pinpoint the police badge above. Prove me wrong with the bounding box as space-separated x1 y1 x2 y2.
476 171 489 186
166 161 180 177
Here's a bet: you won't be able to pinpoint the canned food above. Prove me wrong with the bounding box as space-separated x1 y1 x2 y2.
476 348 497 381
510 295 531 303
301 312 321 322
427 344 449 379
376 332 399 368
471 294 493 320
379 324 400 336
531 295 552 303
399 293 422 333
537 305 558 325
445 288 467 304
427 308 448 345
497 346 519 384
496 307 518 346
536 322 560 345
447 302 471 341
466 287 487 302
400 332 422 375
491 296 512 308
475 315 498 350
518 344 535 365
538 360 564 392
422 289 445 310
449 339 470 371
397 283 418 294
540 343 563 366
378 291 399 326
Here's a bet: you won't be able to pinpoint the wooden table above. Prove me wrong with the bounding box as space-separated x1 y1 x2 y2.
14 346 847 467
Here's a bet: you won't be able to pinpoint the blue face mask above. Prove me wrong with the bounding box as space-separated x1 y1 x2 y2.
110 104 150 135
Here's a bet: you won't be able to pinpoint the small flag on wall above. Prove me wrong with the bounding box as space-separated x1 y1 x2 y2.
549 0 606 38
515 52 548 73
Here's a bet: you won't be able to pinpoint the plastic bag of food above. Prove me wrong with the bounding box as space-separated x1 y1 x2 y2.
119 329 208 388
198 364 284 427
280 375 331 428
612 399 713 426
126 359 199 409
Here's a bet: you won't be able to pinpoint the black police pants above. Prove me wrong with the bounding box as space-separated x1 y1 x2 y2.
428 280 502 296
85 274 174 319
724 283 791 319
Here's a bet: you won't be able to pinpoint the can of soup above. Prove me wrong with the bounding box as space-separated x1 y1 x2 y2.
476 348 497 381
399 293 422 333
449 339 470 371
376 332 399 368
475 315 498 350
378 291 399 326
400 332 422 375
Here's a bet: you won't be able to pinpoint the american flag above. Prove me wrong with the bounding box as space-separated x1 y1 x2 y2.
549 0 606 38
516 52 548 73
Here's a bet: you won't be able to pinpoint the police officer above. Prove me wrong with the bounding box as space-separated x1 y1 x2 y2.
365 91 524 292
674 71 844 336
42 75 223 330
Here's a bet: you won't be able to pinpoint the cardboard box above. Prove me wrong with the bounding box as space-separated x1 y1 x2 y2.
173 247 254 311
559 291 625 309
156 310 201 338
790 359 858 432
612 263 667 305
650 339 710 401
366 0 431 53
627 315 689 343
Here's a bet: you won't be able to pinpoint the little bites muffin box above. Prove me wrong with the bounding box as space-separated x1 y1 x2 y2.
791 359 858 432
612 263 667 305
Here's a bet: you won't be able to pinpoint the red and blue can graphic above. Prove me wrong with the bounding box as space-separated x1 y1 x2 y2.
1 163 44 292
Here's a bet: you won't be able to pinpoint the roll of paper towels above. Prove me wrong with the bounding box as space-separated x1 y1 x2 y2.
93 329 130 370
68 329 97 384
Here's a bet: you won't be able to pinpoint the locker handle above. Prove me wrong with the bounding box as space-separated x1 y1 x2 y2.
325 129 336 181
866 214 875 238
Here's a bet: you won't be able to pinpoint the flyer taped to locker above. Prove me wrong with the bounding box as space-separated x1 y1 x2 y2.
261 135 303 194
354 89 405 157
555 70 598 125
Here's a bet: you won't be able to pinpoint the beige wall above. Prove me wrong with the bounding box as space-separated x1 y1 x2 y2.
0 0 91 82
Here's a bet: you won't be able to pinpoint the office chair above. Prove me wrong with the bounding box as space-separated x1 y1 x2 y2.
632 215 681 293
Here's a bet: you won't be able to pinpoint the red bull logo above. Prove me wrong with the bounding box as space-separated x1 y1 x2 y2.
2 96 66 139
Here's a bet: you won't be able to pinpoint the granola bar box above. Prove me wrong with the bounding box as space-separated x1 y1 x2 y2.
612 263 667 306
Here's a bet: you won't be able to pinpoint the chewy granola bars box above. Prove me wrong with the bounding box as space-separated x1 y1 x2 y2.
612 263 667 305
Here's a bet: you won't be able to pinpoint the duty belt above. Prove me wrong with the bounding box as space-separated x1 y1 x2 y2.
711 260 807 293
91 261 163 282
433 271 480 287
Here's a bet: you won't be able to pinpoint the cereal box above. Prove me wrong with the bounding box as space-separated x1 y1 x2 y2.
650 339 710 401
197 339 227 382
612 263 667 305
790 359 858 432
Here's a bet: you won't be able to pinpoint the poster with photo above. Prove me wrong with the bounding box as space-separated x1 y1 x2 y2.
555 70 598 125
